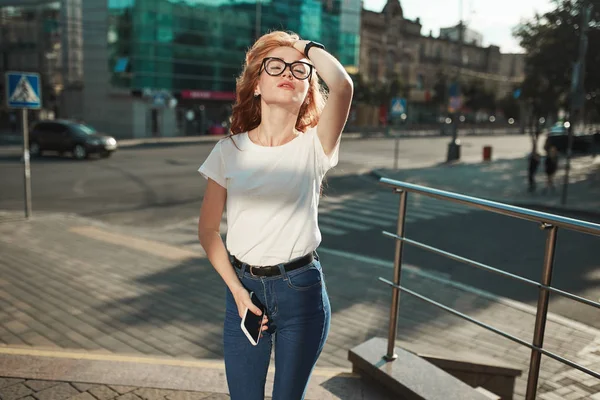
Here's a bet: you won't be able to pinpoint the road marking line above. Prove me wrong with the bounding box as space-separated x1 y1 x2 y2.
317 247 600 335
0 346 355 378
321 208 392 226
358 196 458 217
70 226 202 261
318 224 348 236
318 216 370 231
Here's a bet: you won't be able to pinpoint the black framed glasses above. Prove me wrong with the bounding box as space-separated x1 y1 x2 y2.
260 57 314 80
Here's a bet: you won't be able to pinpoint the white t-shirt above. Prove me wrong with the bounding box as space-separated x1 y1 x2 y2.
198 127 340 266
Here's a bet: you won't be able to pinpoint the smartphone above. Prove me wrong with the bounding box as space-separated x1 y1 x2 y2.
240 291 266 346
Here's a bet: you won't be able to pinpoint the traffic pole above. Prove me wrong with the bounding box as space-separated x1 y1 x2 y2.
22 109 32 218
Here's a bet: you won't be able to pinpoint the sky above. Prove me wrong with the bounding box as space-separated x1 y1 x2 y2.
363 0 555 53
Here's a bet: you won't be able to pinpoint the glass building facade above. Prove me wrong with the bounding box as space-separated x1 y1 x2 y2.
107 0 361 94
0 0 83 127
0 2 62 116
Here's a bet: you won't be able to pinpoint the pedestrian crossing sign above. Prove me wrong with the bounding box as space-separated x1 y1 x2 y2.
390 98 407 117
6 72 41 109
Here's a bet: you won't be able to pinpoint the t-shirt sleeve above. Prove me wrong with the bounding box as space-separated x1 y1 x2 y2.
311 127 340 175
198 140 226 188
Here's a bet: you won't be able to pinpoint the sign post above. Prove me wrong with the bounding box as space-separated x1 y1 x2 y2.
6 72 42 219
390 98 407 170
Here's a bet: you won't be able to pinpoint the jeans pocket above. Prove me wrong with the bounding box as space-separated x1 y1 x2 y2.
286 263 322 291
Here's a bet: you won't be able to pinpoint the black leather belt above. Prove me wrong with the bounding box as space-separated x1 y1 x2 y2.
231 252 315 277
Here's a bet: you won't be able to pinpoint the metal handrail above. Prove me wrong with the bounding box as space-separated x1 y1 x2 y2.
378 278 600 380
380 178 600 236
378 178 600 400
381 231 600 310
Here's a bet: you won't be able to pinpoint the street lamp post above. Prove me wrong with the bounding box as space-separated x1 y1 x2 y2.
255 0 262 40
446 0 464 162
561 0 591 206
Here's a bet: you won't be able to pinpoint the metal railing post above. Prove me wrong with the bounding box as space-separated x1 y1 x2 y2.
385 190 408 361
525 224 558 400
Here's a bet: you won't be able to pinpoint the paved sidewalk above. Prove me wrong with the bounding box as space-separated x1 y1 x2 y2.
373 153 600 219
0 211 599 399
0 348 391 400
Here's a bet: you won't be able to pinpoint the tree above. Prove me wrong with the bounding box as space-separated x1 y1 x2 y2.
462 80 496 114
431 71 447 110
350 73 406 107
514 0 600 124
497 91 521 120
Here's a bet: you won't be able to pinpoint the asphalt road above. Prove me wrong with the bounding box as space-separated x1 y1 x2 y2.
1 134 598 328
0 134 534 226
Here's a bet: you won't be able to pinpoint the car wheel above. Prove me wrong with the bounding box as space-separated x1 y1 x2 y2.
29 141 41 157
73 144 87 160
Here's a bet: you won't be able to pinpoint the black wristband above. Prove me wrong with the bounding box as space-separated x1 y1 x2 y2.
304 41 325 58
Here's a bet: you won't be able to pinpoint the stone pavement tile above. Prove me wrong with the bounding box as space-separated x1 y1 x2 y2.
114 394 142 400
133 388 176 400
564 392 584 400
71 384 97 393
165 392 213 400
0 383 34 400
70 393 97 400
540 392 568 400
107 387 137 396
33 383 79 400
87 386 118 400
23 381 61 392
0 379 24 390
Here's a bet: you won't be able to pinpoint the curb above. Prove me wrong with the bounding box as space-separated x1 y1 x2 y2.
0 129 523 150
370 169 600 221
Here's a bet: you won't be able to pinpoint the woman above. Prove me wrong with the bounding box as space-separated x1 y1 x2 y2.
197 31 353 400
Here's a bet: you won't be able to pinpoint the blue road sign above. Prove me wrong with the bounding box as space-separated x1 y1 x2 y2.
6 72 41 109
513 88 522 99
449 82 460 97
390 97 407 117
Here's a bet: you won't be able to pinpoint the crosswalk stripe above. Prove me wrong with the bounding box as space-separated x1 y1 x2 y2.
318 224 348 236
318 215 370 231
320 208 393 227
328 197 439 220
378 194 473 213
348 196 462 218
408 199 472 213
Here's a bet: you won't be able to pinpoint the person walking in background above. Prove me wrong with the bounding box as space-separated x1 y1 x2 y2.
527 150 540 193
197 30 353 400
544 146 559 193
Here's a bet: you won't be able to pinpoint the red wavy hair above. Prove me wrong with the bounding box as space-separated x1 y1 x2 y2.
229 31 326 135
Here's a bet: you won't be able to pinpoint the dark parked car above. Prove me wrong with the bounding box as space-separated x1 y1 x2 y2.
543 123 599 154
29 120 118 160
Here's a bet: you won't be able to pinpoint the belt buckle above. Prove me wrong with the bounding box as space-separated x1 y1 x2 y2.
249 266 258 277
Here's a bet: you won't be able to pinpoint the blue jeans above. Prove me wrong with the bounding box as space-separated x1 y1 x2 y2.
223 253 331 400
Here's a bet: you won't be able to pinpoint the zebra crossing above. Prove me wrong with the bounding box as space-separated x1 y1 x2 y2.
162 191 476 238
315 192 475 236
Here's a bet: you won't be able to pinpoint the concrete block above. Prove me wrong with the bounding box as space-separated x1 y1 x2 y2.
349 337 490 400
